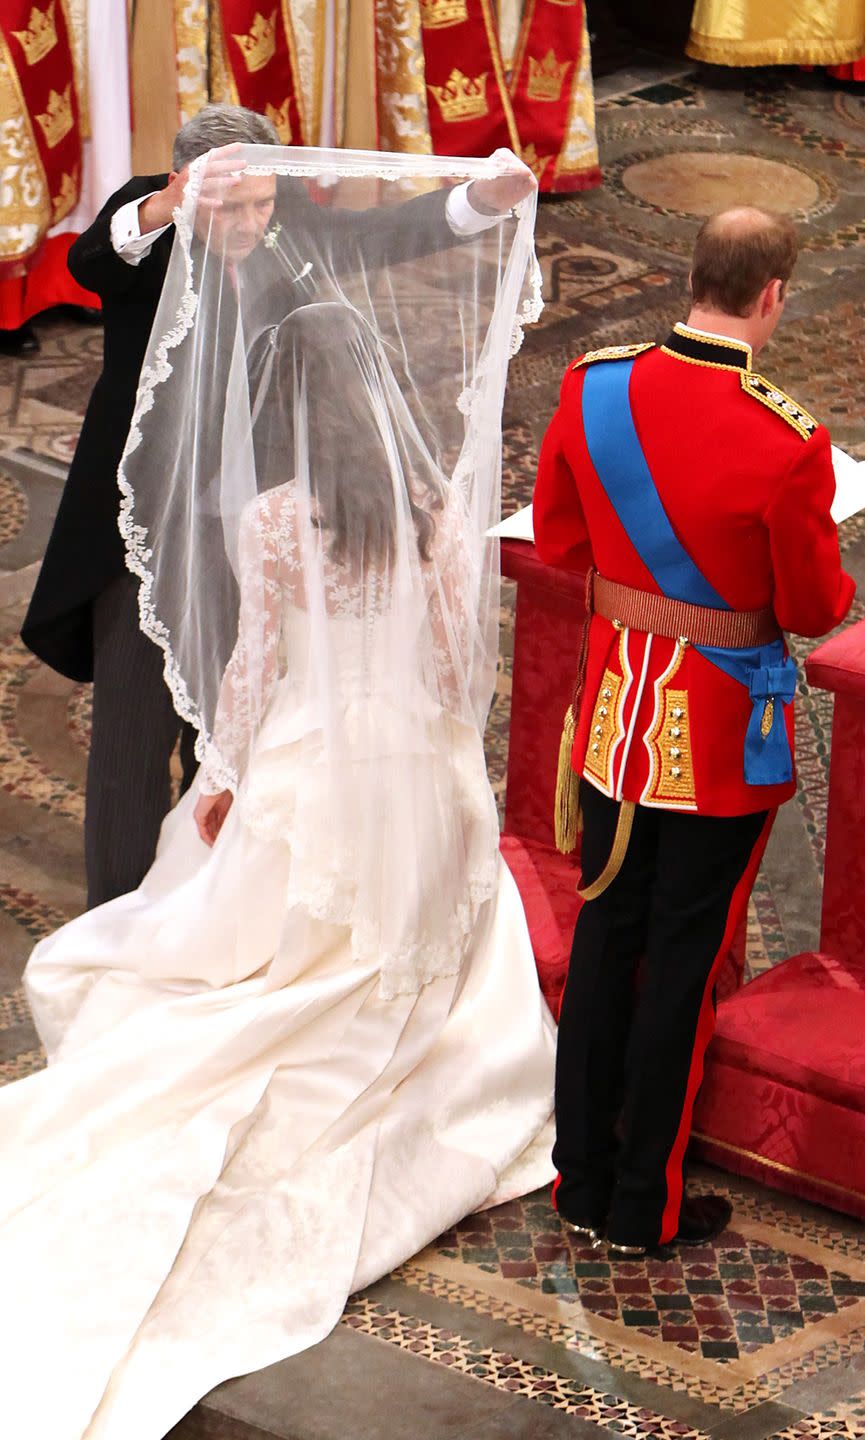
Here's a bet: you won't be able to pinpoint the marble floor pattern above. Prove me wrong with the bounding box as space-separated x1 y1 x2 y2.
1 47 865 1440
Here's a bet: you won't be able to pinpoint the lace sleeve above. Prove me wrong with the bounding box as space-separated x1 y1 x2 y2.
200 496 284 794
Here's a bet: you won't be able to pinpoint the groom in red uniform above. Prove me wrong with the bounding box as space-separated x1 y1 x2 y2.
534 207 854 1254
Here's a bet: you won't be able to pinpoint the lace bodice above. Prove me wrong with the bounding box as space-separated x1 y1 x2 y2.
202 480 477 793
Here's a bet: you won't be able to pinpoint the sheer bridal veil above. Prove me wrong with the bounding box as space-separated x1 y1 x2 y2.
118 144 541 997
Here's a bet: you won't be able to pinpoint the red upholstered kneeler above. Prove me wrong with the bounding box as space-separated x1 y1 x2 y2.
695 621 865 1220
694 952 865 1219
496 539 750 1019
499 835 581 1018
497 540 589 1018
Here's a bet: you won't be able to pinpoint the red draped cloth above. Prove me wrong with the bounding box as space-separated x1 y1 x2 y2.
0 0 96 328
827 57 865 77
0 236 98 329
420 0 601 194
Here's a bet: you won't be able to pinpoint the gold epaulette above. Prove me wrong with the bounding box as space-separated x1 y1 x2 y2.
572 342 655 370
740 372 819 441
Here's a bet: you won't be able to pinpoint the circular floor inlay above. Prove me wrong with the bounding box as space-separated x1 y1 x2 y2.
835 90 865 133
622 151 821 217
0 473 27 548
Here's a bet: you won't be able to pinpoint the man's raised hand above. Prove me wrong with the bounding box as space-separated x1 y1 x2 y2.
138 144 247 237
468 149 537 217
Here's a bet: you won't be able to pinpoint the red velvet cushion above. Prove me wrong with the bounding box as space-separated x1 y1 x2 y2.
712 951 865 1114
500 834 581 1020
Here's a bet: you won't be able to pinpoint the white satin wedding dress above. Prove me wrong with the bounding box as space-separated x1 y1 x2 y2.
0 485 556 1440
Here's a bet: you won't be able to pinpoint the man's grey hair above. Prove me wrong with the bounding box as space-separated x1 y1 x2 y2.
173 103 279 170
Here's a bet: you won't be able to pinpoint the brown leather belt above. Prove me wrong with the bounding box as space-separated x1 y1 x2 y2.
593 573 780 649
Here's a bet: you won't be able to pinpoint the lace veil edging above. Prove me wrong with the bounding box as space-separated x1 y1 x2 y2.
115 143 544 995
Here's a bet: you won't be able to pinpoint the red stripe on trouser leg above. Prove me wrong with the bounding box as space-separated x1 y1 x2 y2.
658 812 774 1244
552 1173 562 1211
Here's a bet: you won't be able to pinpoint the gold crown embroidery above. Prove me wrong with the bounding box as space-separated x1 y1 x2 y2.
12 1 58 66
36 85 74 149
232 10 277 74
427 69 488 123
265 97 292 142
52 168 77 219
420 0 468 28
526 49 571 104
521 143 552 183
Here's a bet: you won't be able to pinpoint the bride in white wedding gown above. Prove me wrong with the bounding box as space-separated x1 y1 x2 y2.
0 148 555 1438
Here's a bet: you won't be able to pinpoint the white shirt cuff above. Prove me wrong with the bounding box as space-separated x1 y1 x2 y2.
111 193 171 265
445 182 501 237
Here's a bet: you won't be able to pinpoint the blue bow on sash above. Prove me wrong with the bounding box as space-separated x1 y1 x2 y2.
581 359 797 788
702 644 797 785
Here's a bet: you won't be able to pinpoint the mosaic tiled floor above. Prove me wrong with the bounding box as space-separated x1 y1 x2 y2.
322 1169 865 1439
426 1213 864 1362
2 41 865 1440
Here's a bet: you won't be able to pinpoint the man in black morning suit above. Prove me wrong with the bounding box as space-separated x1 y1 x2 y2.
22 103 531 908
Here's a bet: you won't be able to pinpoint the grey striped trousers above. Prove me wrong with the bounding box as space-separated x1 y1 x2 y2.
85 571 198 908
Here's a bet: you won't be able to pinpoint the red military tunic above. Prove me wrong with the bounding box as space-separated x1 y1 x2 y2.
533 323 855 817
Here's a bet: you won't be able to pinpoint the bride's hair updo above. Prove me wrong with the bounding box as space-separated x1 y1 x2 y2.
284 303 444 569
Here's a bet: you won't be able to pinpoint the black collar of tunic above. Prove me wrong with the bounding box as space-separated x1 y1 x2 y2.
661 322 752 373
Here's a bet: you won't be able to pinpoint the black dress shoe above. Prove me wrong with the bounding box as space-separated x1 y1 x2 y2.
0 321 39 355
68 304 103 324
554 1195 605 1247
562 1216 603 1245
674 1193 732 1247
608 1193 733 1257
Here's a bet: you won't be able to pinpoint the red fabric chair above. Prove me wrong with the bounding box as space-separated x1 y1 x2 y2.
695 621 865 1220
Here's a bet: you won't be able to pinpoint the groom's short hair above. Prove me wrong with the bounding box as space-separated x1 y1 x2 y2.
173 104 279 170
690 207 799 318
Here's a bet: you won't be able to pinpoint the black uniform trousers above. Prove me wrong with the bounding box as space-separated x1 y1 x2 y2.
86 572 198 909
553 781 769 1247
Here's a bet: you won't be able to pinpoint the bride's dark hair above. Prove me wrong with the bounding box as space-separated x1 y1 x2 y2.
286 303 444 568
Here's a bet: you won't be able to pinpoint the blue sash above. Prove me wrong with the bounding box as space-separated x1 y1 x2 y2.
581 359 796 787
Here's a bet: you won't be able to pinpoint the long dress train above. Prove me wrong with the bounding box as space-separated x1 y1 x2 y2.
0 487 556 1440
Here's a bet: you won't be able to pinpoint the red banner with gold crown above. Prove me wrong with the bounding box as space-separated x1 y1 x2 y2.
214 1 306 146
419 0 520 159
0 0 83 276
509 0 600 193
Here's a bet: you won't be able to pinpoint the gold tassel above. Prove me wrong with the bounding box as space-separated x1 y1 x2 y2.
554 705 581 854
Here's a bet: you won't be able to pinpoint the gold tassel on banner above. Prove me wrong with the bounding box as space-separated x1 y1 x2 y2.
554 704 581 854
